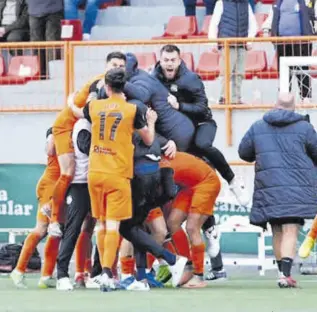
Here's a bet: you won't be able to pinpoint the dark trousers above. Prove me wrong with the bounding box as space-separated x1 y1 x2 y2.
183 0 216 15
29 11 63 78
192 120 235 183
57 183 91 279
0 29 30 55
277 43 312 99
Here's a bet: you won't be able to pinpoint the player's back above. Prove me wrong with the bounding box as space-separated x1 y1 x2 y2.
89 95 137 179
160 152 212 187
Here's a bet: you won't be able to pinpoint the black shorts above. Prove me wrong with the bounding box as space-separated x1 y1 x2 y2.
269 217 305 227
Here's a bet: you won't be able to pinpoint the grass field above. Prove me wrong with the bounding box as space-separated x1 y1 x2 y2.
0 270 316 312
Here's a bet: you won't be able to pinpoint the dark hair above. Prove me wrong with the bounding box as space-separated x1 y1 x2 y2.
104 68 127 93
106 51 126 63
160 44 181 55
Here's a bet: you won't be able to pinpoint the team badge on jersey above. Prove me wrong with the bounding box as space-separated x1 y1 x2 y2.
170 84 178 92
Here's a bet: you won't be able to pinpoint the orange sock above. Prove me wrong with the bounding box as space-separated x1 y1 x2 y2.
172 229 191 260
75 231 90 273
102 230 120 269
16 232 41 273
164 241 177 254
96 229 106 264
147 253 156 270
309 215 317 240
120 256 135 275
51 174 72 222
41 236 61 277
191 244 205 276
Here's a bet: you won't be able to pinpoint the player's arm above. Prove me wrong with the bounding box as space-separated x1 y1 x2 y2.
45 127 55 156
135 106 157 146
238 125 255 162
124 80 152 103
68 92 85 118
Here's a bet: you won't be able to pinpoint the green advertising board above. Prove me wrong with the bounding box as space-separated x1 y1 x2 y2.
0 164 310 254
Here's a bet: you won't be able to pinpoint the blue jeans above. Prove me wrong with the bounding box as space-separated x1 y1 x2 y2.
64 0 113 34
183 0 216 16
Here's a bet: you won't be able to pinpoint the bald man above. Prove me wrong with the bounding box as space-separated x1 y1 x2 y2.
238 92 317 288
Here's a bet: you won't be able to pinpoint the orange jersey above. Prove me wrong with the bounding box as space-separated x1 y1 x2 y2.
53 107 77 133
74 73 104 108
160 152 213 188
86 95 146 179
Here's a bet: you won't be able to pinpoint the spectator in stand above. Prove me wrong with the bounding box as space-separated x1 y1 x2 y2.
0 0 29 43
64 0 115 40
262 0 317 103
183 0 216 16
208 0 257 104
239 92 317 288
26 0 63 78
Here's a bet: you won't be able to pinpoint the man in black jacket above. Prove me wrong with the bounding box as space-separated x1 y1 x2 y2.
0 0 29 43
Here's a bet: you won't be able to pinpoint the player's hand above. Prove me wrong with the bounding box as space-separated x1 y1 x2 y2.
167 94 179 110
146 108 158 124
67 92 77 108
40 203 52 219
162 140 177 159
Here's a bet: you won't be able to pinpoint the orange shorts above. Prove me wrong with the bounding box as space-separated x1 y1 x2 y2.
36 177 56 223
88 172 132 221
145 207 164 223
173 173 221 215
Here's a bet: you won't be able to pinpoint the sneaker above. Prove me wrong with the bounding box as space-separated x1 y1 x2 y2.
74 273 86 289
205 269 227 281
298 236 315 258
119 276 135 290
169 256 188 287
56 277 74 291
156 264 172 284
38 276 56 289
100 273 117 292
203 226 220 258
145 272 164 288
48 222 63 237
120 277 150 291
229 177 249 206
86 275 101 289
278 276 297 288
182 275 208 288
10 269 27 289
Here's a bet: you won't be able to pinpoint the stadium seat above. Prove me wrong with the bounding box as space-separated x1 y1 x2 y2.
0 56 40 85
195 51 220 80
245 50 268 79
134 52 157 72
257 53 278 79
255 13 268 37
260 0 274 3
196 0 204 5
61 19 83 41
0 56 4 76
181 52 194 71
188 15 211 38
152 16 198 39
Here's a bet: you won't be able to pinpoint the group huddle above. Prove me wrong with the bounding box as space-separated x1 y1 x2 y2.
10 46 249 291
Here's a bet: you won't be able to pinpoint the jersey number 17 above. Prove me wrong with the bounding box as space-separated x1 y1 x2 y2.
98 111 123 141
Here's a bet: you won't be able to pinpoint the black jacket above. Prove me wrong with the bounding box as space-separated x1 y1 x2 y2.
0 0 29 34
153 61 212 124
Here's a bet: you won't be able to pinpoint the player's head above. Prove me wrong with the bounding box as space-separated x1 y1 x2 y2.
159 44 181 80
275 92 295 111
104 68 127 95
105 51 126 73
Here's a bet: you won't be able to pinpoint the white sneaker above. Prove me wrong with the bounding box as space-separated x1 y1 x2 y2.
56 277 73 291
86 275 101 289
10 269 27 289
203 226 220 258
126 279 150 291
100 274 117 292
83 33 90 40
48 222 63 237
169 256 188 287
229 178 250 206
38 276 56 289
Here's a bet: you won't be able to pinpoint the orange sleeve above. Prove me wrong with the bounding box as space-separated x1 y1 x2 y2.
74 74 105 108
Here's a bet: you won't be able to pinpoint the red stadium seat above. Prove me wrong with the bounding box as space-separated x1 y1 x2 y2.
0 56 4 76
257 53 278 79
0 56 40 85
196 0 204 5
245 50 268 79
181 52 195 71
188 15 211 38
134 52 157 72
61 19 83 41
255 13 268 37
152 16 198 39
195 51 220 80
261 0 274 4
